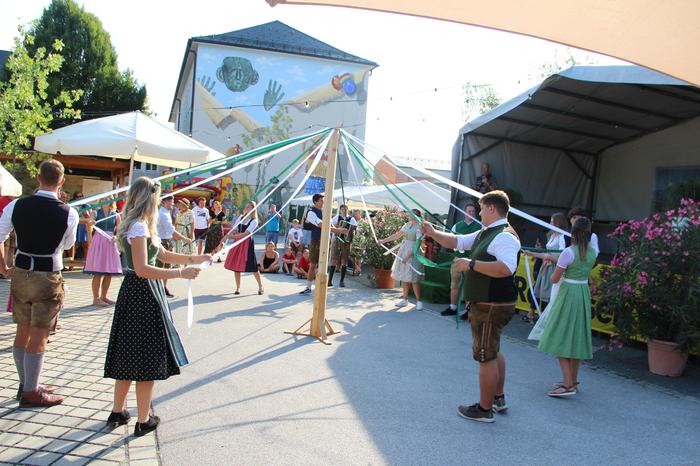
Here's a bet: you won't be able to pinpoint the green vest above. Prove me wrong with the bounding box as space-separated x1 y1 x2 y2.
463 223 519 303
121 236 160 269
453 220 481 258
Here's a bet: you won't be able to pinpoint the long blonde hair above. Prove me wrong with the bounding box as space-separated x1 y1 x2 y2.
117 177 161 250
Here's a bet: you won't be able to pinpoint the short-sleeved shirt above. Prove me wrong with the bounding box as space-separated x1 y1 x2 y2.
266 212 281 232
557 244 599 269
192 206 210 230
298 256 310 272
288 227 303 243
455 218 520 273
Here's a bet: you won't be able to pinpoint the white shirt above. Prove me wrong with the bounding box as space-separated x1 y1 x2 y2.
0 190 79 272
455 218 521 273
288 227 303 244
306 210 322 226
192 206 210 230
127 220 150 244
157 206 176 240
331 214 358 228
557 244 599 269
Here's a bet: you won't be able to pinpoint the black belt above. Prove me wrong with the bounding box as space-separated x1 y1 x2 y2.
15 253 55 272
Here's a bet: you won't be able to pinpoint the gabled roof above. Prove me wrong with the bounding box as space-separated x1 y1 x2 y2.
193 21 377 67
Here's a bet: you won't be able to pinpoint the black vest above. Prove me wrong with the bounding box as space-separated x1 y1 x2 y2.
12 195 70 271
310 207 322 241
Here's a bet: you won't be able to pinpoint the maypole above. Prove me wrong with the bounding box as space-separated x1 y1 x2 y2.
286 128 340 343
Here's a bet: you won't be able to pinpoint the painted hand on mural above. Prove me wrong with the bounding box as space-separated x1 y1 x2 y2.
263 80 285 111
199 75 216 96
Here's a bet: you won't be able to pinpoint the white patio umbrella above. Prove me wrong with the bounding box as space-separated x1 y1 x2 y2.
267 0 700 87
0 164 23 197
34 111 225 180
293 181 451 214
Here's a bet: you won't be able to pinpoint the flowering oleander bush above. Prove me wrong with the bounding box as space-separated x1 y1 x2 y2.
597 199 700 349
356 207 412 270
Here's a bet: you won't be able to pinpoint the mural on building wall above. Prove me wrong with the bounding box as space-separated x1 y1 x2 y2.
193 44 370 196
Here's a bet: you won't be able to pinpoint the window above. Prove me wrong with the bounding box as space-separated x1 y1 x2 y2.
654 166 700 210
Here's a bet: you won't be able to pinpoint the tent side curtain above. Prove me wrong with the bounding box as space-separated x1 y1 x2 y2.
453 134 594 219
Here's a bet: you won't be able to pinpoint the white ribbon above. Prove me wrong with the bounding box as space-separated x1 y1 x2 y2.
341 130 569 238
523 255 541 315
342 136 424 276
212 131 332 262
186 259 210 333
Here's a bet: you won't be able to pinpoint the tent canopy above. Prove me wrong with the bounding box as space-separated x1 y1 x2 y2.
293 181 451 214
267 0 700 87
452 65 700 224
0 164 22 197
34 111 224 169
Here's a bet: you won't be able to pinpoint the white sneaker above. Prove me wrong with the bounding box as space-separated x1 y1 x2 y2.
396 299 408 308
416 301 424 311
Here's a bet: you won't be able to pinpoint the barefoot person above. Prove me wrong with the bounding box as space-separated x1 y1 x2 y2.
421 190 520 423
258 241 280 273
0 160 78 406
84 197 122 306
104 177 210 436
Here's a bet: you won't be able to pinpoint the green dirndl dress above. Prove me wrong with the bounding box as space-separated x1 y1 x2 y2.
537 246 597 360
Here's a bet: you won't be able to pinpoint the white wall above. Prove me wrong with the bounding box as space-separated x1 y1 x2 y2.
596 116 700 221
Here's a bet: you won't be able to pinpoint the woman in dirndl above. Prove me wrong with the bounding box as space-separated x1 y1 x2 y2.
537 217 597 397
205 201 225 254
173 198 195 255
84 197 122 306
378 209 425 310
104 177 210 437
224 201 264 295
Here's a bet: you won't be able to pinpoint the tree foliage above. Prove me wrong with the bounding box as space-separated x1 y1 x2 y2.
28 0 147 126
462 81 500 122
0 25 82 176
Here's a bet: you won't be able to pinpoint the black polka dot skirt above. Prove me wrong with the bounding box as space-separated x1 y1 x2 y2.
104 273 181 381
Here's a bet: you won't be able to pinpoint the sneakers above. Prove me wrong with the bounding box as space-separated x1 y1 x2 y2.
134 415 160 437
548 385 577 397
19 390 64 408
396 299 408 308
459 312 469 321
457 403 494 423
299 288 312 295
493 395 508 413
441 306 457 316
107 409 131 427
416 301 424 311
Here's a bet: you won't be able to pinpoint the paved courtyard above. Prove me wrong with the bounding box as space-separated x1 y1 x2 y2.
0 237 698 465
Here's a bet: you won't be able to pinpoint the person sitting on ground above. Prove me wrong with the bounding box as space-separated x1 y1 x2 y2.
281 247 296 275
443 202 481 318
293 249 310 279
258 241 280 273
287 218 304 256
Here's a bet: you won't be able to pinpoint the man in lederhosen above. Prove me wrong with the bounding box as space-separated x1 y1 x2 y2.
422 190 520 423
0 160 79 406
328 204 357 288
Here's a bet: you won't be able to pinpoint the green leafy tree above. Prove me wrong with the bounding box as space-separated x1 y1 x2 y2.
462 81 500 122
28 0 147 126
0 25 82 177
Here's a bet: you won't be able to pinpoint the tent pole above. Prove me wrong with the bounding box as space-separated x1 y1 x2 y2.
128 149 137 185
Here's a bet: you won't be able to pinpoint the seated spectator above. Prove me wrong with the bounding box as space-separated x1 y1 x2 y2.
287 218 304 256
293 249 310 279
474 162 497 194
281 247 296 275
258 241 279 273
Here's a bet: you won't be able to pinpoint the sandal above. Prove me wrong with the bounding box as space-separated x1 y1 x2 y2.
548 384 577 397
553 381 580 390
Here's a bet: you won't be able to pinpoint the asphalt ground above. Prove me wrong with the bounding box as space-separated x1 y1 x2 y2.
153 238 700 466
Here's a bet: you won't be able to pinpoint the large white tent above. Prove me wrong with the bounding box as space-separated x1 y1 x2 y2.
293 181 451 214
267 0 700 88
0 164 22 197
450 65 700 251
34 111 224 175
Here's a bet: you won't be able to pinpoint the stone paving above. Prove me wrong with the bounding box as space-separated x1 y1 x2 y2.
0 273 159 466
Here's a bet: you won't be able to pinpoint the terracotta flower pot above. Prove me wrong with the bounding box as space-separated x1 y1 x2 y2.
373 268 395 289
647 339 688 377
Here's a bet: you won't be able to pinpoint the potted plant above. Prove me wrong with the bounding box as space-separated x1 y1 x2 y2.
355 207 410 288
597 198 700 376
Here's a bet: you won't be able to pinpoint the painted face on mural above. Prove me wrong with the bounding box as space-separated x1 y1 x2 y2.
216 57 259 92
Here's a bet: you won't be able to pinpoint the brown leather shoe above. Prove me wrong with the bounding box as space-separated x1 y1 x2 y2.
16 385 57 400
19 390 64 407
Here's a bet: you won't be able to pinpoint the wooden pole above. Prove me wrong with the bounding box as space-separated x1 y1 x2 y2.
309 129 340 339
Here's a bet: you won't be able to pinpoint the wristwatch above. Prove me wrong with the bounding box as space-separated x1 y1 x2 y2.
469 259 476 271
